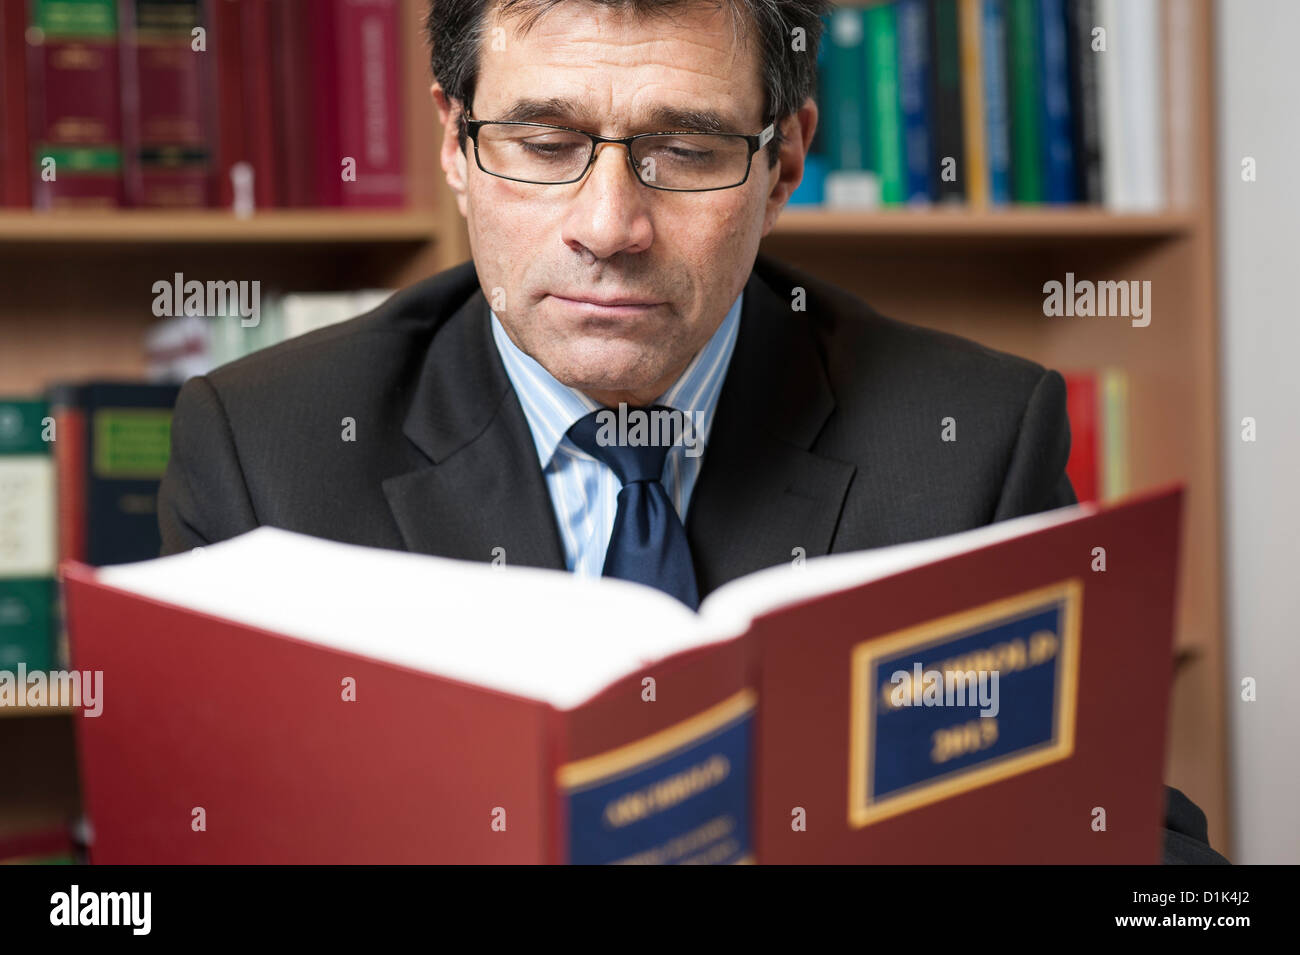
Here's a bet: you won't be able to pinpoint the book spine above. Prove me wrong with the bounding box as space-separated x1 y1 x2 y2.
1100 368 1129 501
240 0 275 208
1066 0 1103 203
1095 0 1124 207
335 0 404 207
1005 0 1043 202
1114 0 1164 210
27 0 124 209
1 0 31 206
81 383 180 566
980 0 1011 204
896 0 933 203
823 8 878 208
0 399 58 674
309 1 342 206
957 0 988 207
1036 0 1075 203
1061 372 1099 504
865 2 904 205
119 0 215 207
928 0 965 202
212 0 244 208
272 0 313 206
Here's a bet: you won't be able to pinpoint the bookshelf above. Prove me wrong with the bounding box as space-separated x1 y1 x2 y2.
0 0 1230 857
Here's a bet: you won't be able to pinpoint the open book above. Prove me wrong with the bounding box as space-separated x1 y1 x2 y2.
62 484 1184 864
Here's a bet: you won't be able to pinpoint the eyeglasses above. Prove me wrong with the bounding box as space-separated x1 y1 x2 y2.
462 114 776 192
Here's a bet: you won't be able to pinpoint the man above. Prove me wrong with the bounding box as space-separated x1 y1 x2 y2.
157 0 1224 863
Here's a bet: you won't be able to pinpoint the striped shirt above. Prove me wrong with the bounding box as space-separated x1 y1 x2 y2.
489 291 743 577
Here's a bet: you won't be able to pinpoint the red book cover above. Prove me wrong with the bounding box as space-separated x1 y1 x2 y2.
335 0 404 207
308 0 342 206
63 485 1183 863
239 0 275 208
48 385 87 564
210 0 243 208
26 0 124 209
271 0 314 207
1063 371 1100 503
118 0 216 207
1 0 32 207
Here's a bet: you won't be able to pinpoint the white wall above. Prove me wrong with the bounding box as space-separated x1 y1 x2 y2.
1216 0 1300 864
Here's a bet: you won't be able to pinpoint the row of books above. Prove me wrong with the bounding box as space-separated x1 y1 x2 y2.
790 0 1174 209
0 0 406 210
0 382 181 676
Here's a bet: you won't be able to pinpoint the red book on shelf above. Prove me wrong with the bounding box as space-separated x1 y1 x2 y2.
1063 371 1100 504
26 0 125 209
119 0 216 207
64 486 1184 864
335 0 405 207
211 0 245 209
0 0 31 207
271 0 314 207
239 0 276 209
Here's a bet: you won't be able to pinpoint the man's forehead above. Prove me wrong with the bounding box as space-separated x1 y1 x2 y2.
473 1 761 129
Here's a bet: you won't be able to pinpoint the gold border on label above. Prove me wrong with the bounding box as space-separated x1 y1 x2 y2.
558 688 757 792
848 579 1083 828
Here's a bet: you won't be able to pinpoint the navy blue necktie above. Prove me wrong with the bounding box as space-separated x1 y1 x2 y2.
566 407 700 610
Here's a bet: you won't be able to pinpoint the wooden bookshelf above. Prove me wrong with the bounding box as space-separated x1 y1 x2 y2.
0 0 1230 857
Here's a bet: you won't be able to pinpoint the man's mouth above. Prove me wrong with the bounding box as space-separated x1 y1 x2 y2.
548 292 665 315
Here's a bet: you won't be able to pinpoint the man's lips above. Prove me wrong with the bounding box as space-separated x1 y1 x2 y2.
548 292 665 310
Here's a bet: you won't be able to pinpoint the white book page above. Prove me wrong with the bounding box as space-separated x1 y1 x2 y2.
95 528 716 711
698 502 1096 635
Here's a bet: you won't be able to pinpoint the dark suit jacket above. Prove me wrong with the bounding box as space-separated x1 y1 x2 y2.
157 252 1227 863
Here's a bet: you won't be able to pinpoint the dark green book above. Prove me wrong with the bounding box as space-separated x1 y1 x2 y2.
1006 0 1045 202
865 2 905 204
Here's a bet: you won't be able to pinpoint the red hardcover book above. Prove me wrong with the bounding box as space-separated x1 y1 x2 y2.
239 0 275 208
271 0 313 207
334 0 404 207
118 0 216 207
210 0 243 208
26 0 124 209
62 485 1183 863
0 0 32 207
1063 371 1099 504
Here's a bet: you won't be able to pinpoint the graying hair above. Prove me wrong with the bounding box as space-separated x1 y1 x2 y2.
425 0 831 167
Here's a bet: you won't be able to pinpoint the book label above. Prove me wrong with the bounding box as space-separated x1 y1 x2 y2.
850 579 1081 826
559 689 755 865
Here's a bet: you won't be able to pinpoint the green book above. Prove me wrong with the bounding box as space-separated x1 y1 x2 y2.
0 399 57 674
824 8 879 206
865 3 905 204
1006 0 1045 202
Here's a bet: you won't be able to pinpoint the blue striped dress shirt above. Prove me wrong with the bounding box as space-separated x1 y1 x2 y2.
489 291 743 577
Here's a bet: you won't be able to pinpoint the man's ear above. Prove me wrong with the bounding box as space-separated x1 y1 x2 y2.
432 82 470 216
761 97 817 237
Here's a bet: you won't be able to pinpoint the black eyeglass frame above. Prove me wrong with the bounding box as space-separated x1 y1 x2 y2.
461 113 777 193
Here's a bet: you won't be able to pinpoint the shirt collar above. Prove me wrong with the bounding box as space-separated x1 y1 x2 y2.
490 289 744 470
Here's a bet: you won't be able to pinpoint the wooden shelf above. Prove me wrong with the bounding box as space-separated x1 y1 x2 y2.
771 206 1195 241
0 210 441 245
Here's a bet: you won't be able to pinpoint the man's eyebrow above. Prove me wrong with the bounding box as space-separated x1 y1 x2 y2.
495 97 737 133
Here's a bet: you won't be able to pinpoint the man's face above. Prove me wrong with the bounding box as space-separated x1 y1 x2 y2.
434 2 812 406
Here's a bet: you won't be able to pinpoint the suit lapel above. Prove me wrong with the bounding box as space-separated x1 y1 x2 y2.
687 261 857 597
382 289 567 571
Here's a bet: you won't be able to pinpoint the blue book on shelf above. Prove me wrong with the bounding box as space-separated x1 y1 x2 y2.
1037 0 1077 202
790 153 827 205
982 0 1012 204
896 0 934 202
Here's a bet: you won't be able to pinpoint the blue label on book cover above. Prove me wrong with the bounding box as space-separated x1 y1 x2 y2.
559 690 754 865
849 580 1082 827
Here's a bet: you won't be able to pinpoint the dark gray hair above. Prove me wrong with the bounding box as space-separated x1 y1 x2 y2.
425 0 831 167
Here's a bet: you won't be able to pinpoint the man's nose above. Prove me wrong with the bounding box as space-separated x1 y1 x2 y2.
561 142 654 260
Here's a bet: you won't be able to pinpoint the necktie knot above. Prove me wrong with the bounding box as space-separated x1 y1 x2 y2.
566 406 677 486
